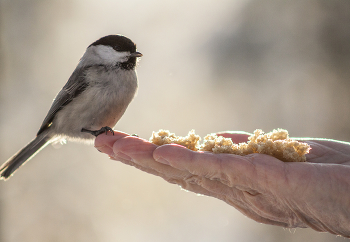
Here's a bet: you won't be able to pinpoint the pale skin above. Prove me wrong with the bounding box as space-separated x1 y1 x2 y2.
95 131 350 238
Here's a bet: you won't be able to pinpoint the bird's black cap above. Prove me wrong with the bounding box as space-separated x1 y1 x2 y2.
89 35 137 53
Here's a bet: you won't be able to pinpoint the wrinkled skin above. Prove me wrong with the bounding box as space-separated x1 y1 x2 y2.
95 131 350 238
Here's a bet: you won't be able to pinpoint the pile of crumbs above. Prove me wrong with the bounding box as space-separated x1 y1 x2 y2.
149 129 311 162
150 129 201 151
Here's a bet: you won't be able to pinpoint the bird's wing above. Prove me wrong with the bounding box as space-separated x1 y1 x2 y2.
37 65 90 135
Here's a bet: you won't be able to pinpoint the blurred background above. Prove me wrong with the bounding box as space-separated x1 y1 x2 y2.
0 0 350 241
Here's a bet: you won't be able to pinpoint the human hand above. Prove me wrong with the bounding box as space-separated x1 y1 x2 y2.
95 131 350 237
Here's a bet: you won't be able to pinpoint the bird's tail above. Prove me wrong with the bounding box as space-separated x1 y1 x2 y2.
0 132 52 180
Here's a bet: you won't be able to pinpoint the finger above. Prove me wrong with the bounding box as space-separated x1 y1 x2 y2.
108 138 224 197
94 131 130 156
304 140 350 164
194 175 249 205
111 137 197 183
111 136 162 168
116 155 221 198
111 153 166 178
153 144 259 187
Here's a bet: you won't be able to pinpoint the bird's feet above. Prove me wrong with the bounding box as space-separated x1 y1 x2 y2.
81 126 114 137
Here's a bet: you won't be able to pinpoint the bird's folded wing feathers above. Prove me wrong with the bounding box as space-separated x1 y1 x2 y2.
37 66 90 135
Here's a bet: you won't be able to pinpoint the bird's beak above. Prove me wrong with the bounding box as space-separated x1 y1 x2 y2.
130 52 143 58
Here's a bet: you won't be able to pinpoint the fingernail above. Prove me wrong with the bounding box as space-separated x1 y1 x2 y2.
115 152 132 162
155 157 169 165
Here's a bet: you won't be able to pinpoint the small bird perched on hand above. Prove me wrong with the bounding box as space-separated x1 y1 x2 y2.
0 34 142 180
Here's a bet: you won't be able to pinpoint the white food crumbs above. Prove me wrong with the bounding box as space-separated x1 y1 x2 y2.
150 129 201 151
149 129 311 162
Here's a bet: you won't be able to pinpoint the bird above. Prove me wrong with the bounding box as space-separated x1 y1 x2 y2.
0 34 142 180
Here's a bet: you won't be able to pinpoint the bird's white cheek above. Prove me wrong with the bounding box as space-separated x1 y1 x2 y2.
80 46 130 66
95 46 129 64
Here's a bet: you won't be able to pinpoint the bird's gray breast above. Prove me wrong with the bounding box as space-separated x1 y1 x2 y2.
52 66 138 140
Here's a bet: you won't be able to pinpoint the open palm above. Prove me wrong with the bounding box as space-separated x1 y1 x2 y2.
95 131 350 237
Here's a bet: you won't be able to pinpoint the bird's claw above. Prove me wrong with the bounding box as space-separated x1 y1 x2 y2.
81 126 114 137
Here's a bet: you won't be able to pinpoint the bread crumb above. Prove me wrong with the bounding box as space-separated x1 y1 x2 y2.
150 129 311 162
150 129 201 151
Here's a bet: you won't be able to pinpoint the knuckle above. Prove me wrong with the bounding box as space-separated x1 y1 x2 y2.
184 174 202 185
